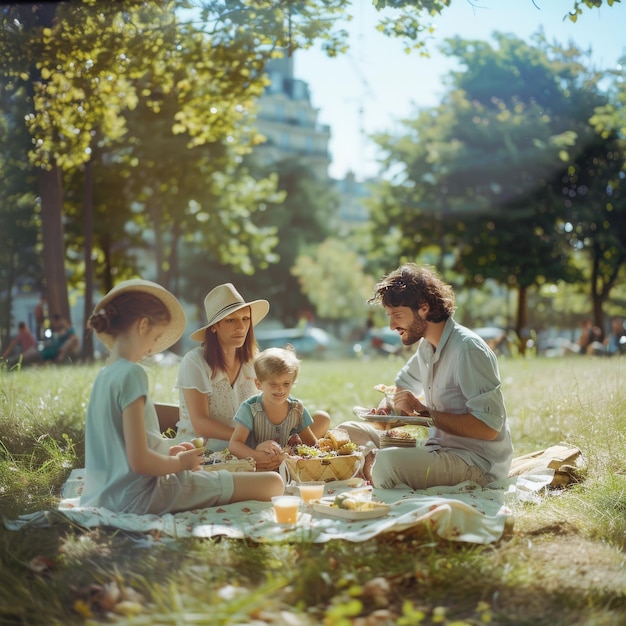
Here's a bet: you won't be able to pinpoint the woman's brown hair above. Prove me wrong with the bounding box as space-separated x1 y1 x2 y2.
201 307 258 377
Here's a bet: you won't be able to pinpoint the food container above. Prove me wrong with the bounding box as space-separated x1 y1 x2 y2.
282 452 363 483
202 451 256 472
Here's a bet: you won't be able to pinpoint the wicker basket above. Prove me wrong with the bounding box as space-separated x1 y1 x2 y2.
281 452 363 483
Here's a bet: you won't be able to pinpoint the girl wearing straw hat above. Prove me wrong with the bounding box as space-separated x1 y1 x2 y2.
174 284 330 466
80 280 283 514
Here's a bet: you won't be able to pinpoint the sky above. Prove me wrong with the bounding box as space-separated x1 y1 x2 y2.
294 0 626 181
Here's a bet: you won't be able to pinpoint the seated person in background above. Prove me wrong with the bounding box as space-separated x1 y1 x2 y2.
578 318 605 356
39 314 80 363
1 321 40 367
229 346 328 471
605 317 626 356
339 263 512 490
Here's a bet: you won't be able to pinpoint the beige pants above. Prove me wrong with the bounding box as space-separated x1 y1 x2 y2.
339 420 489 490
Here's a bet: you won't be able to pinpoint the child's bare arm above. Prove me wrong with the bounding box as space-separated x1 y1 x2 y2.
228 423 256 459
299 426 317 446
124 397 203 475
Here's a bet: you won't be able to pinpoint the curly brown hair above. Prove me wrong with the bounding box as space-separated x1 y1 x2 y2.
368 264 455 323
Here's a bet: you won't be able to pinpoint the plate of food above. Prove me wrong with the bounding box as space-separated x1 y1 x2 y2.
311 492 390 520
352 406 433 427
380 429 417 448
202 450 256 472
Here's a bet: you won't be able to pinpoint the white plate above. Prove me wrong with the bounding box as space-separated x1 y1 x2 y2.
311 501 391 520
352 406 433 427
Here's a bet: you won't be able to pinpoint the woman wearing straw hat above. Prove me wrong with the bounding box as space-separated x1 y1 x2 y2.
174 284 330 467
81 279 284 514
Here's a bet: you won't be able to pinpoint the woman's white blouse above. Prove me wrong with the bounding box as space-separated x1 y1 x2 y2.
175 346 257 451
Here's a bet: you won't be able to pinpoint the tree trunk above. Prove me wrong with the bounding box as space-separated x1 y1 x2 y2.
148 197 165 285
588 244 625 332
515 284 528 355
39 164 71 322
169 220 181 294
81 158 94 362
1 248 16 345
101 234 114 293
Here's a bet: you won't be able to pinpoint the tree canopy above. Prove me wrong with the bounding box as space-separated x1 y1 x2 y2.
367 31 625 336
0 0 623 345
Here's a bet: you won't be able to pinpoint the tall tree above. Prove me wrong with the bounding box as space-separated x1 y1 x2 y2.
369 33 614 340
0 0 355 329
292 238 377 327
232 158 339 325
0 82 40 341
2 0 619 336
178 157 338 325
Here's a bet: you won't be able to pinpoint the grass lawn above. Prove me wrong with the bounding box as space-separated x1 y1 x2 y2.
1 355 625 625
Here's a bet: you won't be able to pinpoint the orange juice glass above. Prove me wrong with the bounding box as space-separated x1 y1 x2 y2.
298 481 325 503
271 495 301 525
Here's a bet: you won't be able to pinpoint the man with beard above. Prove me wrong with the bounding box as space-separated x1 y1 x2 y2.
341 263 512 490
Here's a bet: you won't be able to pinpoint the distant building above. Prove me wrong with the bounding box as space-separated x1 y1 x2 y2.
333 170 372 234
255 56 331 180
255 57 376 232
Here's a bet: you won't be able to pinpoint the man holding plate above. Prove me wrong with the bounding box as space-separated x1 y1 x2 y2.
340 263 512 490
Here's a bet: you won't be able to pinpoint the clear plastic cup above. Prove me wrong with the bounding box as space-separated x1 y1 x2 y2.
298 481 325 503
271 495 301 525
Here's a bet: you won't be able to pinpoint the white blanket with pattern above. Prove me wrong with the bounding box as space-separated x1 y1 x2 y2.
4 469 554 544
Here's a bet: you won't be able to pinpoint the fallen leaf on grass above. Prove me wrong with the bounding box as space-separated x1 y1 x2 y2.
71 580 145 618
27 556 56 575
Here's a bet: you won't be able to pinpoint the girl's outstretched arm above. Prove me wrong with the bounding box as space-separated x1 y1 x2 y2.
123 396 204 475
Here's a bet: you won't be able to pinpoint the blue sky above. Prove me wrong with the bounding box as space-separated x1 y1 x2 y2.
295 1 626 180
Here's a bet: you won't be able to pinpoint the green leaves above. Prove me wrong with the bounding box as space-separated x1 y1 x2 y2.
368 31 624 332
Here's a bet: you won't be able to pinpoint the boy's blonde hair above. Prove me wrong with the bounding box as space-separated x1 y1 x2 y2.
254 345 300 382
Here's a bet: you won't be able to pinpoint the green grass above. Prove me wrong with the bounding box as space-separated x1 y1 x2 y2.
1 355 625 625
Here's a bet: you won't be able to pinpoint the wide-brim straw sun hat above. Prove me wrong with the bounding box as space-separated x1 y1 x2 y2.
190 283 269 342
93 279 186 353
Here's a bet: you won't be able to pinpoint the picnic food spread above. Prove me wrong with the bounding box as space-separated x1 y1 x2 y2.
202 449 256 472
333 491 378 510
289 428 358 458
374 383 397 412
310 487 391 519
352 405 433 428
282 428 363 483
373 383 396 394
380 428 417 448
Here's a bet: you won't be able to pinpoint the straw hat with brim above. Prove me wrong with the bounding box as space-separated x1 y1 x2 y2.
93 279 186 353
190 283 269 342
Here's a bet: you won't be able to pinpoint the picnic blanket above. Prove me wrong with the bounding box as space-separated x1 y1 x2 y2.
3 467 558 544
5 444 582 544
